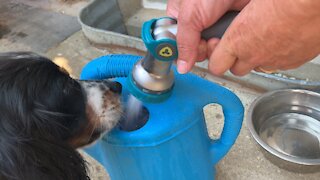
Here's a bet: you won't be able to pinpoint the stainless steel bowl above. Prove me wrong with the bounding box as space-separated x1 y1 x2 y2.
247 89 320 165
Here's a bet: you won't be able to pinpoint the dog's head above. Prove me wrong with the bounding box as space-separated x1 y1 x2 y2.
0 52 122 180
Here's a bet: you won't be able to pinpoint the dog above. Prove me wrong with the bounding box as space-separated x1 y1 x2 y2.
0 52 123 180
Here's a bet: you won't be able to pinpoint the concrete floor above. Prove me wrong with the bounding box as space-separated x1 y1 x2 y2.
1 1 320 180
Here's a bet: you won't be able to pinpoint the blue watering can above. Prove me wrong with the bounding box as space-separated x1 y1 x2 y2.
80 54 244 179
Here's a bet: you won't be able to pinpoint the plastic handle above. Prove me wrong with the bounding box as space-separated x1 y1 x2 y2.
201 11 238 40
197 78 244 164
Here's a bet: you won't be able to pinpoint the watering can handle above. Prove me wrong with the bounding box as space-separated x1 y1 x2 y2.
200 82 244 164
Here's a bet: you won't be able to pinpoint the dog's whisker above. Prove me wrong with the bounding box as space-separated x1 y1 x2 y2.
89 120 99 137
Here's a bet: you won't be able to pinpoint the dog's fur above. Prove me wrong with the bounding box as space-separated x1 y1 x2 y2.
0 52 122 180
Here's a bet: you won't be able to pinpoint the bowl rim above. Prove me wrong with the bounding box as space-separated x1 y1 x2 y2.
246 88 320 165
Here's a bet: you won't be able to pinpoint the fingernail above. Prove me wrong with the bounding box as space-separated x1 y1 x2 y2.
177 60 188 74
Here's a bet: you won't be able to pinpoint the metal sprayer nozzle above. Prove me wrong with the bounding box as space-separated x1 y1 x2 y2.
128 17 178 102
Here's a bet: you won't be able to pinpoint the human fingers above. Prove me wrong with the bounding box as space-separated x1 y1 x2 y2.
166 0 180 18
208 38 237 76
207 38 220 57
175 0 239 74
196 39 208 62
254 66 278 74
230 0 251 10
230 60 256 76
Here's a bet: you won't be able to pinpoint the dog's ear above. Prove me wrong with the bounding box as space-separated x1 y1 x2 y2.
0 138 89 180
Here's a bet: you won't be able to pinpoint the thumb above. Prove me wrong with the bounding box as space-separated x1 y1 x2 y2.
175 1 204 74
176 25 200 74
175 0 206 74
166 0 180 18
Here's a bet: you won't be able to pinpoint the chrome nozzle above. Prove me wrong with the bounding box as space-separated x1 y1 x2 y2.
131 55 174 94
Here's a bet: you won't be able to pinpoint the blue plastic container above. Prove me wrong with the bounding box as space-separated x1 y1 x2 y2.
81 55 244 180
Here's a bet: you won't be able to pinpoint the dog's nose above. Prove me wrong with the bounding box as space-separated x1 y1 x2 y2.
109 81 122 94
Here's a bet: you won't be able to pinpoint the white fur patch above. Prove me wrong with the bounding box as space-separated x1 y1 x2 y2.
80 81 121 132
86 86 104 117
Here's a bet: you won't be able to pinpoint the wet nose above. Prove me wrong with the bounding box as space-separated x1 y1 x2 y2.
108 81 122 94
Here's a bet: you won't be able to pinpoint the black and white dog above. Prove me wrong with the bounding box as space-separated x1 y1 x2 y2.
0 52 122 180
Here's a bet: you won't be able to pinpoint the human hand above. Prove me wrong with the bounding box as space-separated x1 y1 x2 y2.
166 0 250 74
210 0 320 76
167 0 320 76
